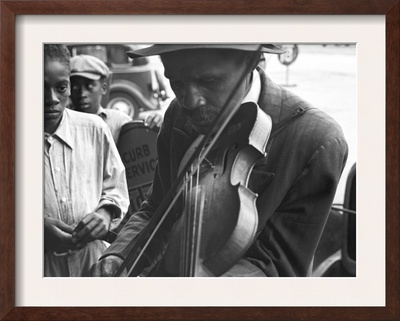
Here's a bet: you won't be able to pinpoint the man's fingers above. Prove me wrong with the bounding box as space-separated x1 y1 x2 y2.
78 224 104 246
59 233 74 245
145 114 162 129
73 212 94 233
44 218 83 252
44 218 74 244
72 212 109 245
72 218 96 245
90 256 125 277
53 219 75 234
102 258 117 277
90 222 108 240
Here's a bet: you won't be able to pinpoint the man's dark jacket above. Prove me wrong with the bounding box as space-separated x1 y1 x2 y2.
103 68 348 277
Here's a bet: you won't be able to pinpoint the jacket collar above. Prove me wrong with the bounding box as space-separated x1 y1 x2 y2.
242 69 261 104
256 67 283 127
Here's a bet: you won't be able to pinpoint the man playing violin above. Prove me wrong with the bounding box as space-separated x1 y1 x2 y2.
90 44 348 277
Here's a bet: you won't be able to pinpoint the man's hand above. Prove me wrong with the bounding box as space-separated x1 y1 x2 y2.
89 255 127 277
44 217 77 253
72 208 112 248
144 113 163 130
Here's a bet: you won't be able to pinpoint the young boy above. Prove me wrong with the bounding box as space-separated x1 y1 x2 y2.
44 44 129 277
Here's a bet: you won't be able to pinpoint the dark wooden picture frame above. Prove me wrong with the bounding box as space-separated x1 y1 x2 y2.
1 1 399 320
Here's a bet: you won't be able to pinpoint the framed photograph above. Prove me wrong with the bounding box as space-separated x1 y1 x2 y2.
1 0 399 320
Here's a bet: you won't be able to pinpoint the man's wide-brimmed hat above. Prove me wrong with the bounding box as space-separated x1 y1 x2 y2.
126 44 286 58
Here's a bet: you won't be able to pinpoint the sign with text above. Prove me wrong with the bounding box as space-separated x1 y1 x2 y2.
117 121 158 212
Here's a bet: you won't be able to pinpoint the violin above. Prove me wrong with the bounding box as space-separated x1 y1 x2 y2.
114 47 271 277
161 102 272 276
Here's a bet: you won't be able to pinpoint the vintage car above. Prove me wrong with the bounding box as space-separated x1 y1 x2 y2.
67 43 169 119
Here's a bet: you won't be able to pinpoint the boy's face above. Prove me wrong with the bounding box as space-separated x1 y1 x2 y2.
70 76 106 114
44 60 70 134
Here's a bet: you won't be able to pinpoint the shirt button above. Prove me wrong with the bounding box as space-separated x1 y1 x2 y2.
48 136 53 142
61 197 67 202
56 166 61 172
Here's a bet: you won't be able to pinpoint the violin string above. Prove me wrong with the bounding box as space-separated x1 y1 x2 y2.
181 171 188 276
192 163 203 276
190 163 201 276
186 166 194 276
194 186 205 276
188 165 194 276
184 164 195 277
124 166 197 277
187 170 192 276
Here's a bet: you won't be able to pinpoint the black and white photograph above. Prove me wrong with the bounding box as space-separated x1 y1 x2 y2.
2 7 396 319
43 43 356 278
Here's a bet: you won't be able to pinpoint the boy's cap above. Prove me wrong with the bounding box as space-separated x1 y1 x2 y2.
126 44 286 58
70 54 110 80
